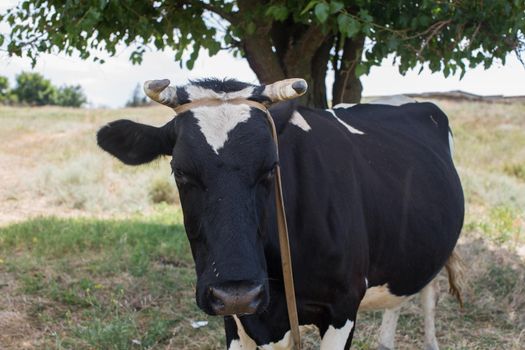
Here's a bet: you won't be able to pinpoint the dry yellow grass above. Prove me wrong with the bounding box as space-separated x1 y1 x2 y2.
0 105 177 225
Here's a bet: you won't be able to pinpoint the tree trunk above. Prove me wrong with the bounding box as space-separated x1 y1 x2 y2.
332 36 365 105
237 0 285 84
237 6 328 107
310 36 334 109
236 5 367 107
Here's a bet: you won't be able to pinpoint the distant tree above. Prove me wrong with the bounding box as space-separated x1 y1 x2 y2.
0 76 18 105
56 84 87 107
126 83 149 107
13 72 57 106
2 1 525 106
0 76 9 104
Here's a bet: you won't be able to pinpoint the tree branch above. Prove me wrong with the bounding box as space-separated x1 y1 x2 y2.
416 19 452 58
199 2 239 25
285 25 326 62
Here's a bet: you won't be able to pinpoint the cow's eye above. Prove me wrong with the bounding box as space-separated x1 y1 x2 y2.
258 166 276 186
174 169 195 186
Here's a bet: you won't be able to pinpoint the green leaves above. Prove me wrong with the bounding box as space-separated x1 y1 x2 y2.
300 0 318 15
314 3 330 23
329 1 344 14
354 63 369 78
337 14 360 38
266 4 289 21
1 0 524 89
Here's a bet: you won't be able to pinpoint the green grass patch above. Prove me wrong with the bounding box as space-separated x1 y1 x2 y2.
0 207 225 349
464 205 524 245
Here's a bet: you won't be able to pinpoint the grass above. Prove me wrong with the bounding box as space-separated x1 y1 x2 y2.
0 206 225 349
1 100 524 349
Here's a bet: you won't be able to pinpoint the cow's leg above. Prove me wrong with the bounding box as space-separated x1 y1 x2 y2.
377 306 401 350
319 318 355 350
421 281 439 350
319 301 360 350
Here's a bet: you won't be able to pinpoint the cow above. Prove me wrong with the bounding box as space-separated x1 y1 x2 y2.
97 78 464 349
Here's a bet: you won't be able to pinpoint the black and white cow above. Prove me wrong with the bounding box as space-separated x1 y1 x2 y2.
97 78 464 349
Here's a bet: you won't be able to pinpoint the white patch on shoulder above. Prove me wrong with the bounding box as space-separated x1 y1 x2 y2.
365 277 369 288
359 284 408 311
228 339 245 350
320 319 354 350
333 103 356 109
260 330 293 350
186 85 255 101
191 103 252 154
232 315 257 350
326 109 365 135
232 315 317 349
289 111 311 132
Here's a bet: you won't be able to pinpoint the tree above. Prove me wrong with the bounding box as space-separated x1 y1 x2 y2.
0 76 10 104
13 72 57 106
126 83 149 107
2 1 524 107
56 85 87 107
0 76 18 105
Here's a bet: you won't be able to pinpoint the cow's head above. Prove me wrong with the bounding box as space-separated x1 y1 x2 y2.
97 78 307 316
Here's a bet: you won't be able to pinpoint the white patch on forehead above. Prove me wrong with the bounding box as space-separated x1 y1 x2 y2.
358 284 408 311
192 103 252 154
185 85 255 101
289 111 311 132
320 319 354 350
326 109 365 135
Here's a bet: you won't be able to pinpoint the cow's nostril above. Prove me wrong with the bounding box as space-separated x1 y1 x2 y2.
208 282 264 315
209 287 226 313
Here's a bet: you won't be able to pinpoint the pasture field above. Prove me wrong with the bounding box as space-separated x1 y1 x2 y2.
0 101 524 349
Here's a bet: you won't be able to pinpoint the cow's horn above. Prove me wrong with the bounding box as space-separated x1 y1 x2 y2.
263 78 308 102
143 79 179 108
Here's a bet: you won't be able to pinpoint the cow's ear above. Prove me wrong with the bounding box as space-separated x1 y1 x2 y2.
97 119 175 165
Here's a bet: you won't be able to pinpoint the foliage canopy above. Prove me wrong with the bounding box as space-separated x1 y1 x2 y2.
14 71 57 106
2 1 524 106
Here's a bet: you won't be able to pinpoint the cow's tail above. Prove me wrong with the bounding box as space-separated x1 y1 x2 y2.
445 248 465 308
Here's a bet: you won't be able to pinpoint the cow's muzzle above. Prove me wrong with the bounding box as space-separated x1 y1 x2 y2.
207 281 265 315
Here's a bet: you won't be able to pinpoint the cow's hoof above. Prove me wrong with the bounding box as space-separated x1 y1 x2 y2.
378 345 392 350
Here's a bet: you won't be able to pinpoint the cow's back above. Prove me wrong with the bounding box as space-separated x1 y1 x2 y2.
276 102 464 302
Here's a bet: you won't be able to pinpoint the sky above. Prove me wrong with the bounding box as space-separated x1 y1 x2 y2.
1 1 525 108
